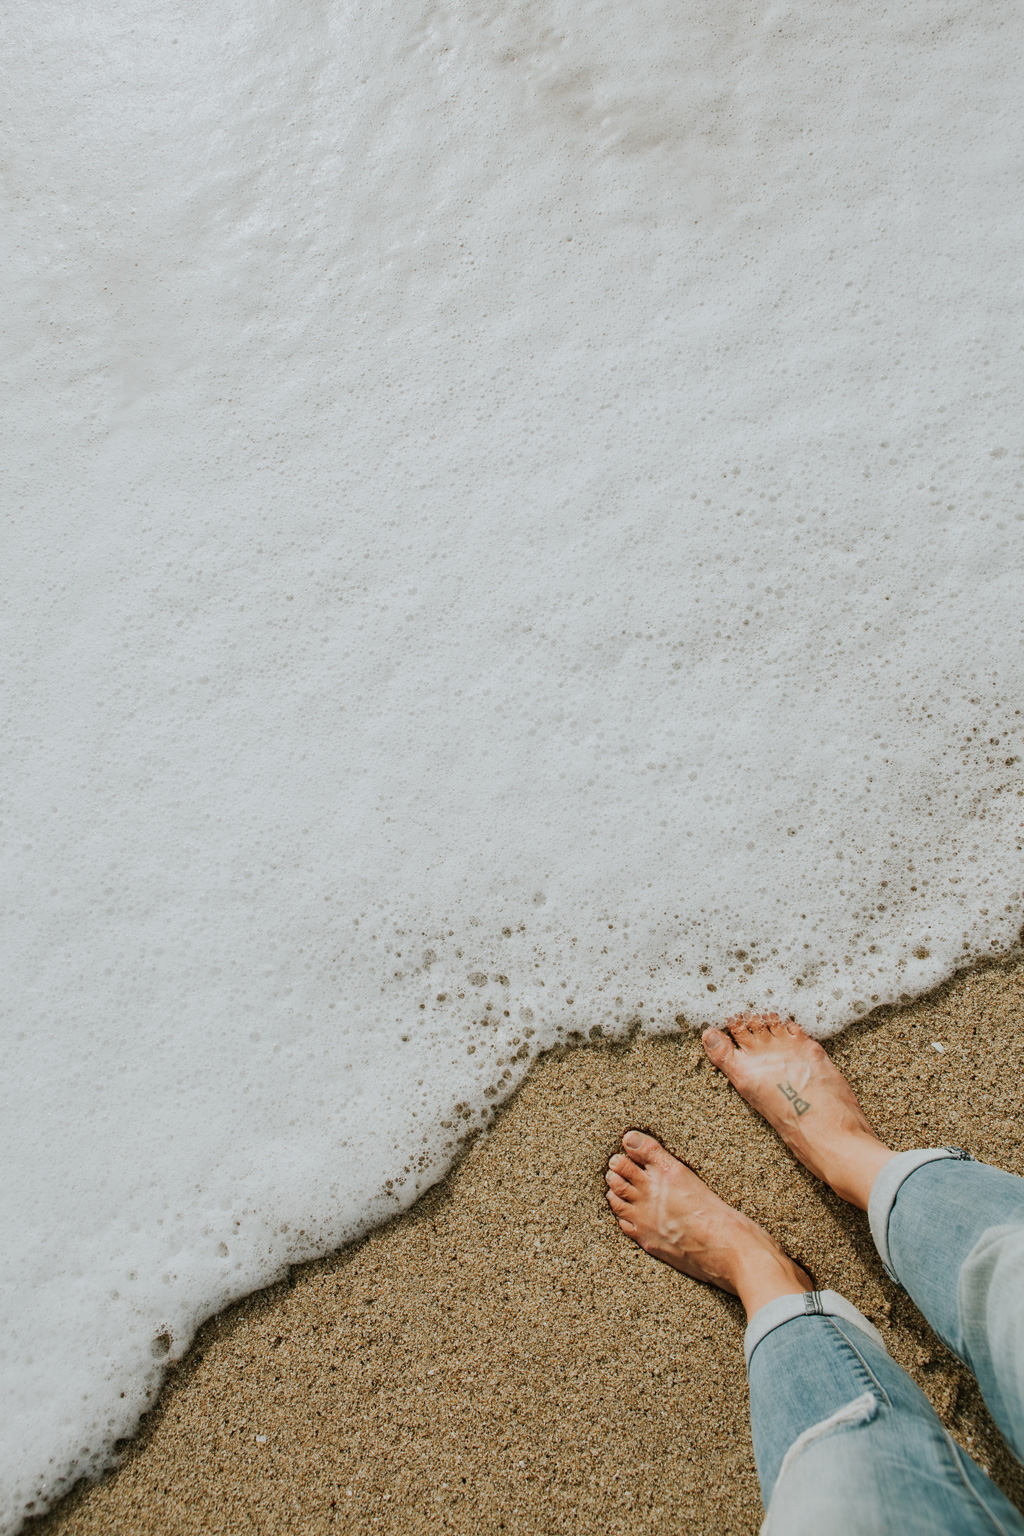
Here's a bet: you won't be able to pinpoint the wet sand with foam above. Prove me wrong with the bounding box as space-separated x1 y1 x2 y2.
41 957 1024 1535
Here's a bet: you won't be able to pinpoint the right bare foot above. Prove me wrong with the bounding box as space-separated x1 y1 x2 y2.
605 1131 812 1318
702 1014 896 1209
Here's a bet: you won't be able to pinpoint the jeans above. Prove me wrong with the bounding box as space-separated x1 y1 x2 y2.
745 1149 1024 1534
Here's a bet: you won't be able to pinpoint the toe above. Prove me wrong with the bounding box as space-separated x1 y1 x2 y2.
609 1151 645 1185
729 1014 773 1049
728 1019 756 1049
605 1169 637 1201
621 1130 674 1170
617 1215 638 1237
702 1027 733 1067
605 1188 631 1220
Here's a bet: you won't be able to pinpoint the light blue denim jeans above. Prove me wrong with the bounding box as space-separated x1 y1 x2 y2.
745 1149 1024 1534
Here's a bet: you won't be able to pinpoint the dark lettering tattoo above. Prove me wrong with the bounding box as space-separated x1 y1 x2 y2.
777 1081 810 1116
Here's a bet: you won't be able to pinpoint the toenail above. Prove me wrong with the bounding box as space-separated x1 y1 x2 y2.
703 1028 722 1045
623 1131 642 1149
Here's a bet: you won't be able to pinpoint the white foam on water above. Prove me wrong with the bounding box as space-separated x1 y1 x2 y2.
3 0 1023 1524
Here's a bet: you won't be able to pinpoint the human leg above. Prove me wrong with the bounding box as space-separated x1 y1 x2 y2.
605 1131 1024 1533
871 1152 1024 1460
702 1016 1024 1463
747 1294 1024 1534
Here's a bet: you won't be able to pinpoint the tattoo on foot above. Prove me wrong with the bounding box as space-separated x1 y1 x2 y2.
777 1081 810 1115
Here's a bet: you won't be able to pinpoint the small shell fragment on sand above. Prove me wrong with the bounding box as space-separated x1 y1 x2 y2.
931 1041 945 1053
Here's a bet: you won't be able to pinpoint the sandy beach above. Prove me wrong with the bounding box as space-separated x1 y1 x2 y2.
7 2 1023 1523
39 956 1024 1536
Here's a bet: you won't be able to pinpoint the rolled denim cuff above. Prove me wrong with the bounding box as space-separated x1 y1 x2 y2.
744 1289 888 1370
867 1146 974 1283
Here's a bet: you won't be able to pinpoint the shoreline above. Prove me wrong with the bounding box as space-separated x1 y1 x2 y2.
39 954 1024 1535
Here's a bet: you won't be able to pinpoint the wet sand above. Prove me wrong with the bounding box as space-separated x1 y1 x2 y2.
40 957 1024 1535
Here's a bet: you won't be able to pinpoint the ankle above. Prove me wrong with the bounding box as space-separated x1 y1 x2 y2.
822 1132 897 1211
732 1248 812 1320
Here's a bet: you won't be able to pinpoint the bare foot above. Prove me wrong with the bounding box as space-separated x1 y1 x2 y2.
702 1013 896 1209
605 1130 812 1318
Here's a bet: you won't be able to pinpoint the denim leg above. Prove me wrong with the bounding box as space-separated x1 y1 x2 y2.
869 1152 1024 1459
747 1291 1024 1534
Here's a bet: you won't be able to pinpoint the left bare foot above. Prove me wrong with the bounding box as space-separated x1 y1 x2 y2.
605 1130 811 1318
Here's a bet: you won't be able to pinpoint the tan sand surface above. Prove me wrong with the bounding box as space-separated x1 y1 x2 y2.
40 958 1024 1535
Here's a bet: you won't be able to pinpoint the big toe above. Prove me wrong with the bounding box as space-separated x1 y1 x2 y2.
702 1028 733 1068
621 1130 672 1168
703 1028 750 1084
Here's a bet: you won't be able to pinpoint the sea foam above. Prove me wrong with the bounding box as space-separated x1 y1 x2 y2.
2 0 1023 1525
